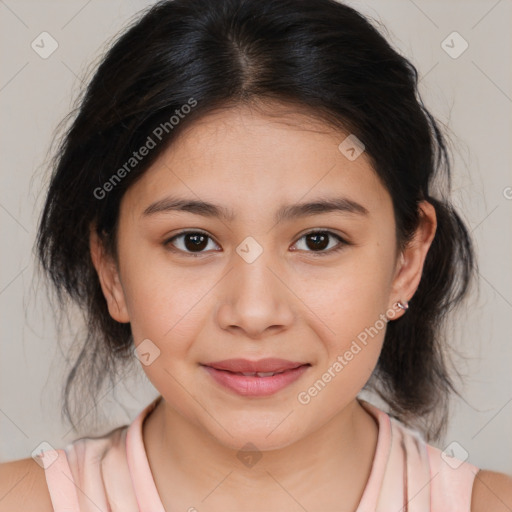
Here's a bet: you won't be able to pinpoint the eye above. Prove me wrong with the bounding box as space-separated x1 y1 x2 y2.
164 230 220 257
164 229 348 257
292 230 348 256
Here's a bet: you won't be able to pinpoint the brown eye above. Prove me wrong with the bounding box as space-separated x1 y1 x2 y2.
293 230 347 255
164 229 347 258
165 231 219 255
305 232 330 251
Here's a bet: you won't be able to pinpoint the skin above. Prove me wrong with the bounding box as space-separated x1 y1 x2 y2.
89 101 438 511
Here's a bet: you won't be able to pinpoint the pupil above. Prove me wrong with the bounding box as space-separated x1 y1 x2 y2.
185 233 208 251
182 232 329 253
307 232 328 251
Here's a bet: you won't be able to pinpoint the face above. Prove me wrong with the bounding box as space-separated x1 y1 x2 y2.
91 102 436 451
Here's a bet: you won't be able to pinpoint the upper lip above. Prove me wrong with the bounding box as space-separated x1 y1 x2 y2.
203 358 309 373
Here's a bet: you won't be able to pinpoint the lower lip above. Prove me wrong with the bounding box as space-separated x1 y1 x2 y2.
202 365 310 397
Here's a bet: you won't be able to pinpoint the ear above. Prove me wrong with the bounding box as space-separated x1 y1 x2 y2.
388 200 437 318
89 225 130 323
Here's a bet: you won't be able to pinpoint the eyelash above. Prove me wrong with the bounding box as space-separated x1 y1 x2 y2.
163 229 349 258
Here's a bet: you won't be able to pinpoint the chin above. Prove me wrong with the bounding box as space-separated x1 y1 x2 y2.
207 416 304 453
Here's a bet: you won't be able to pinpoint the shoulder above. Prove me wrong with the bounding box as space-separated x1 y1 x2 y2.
471 469 512 512
0 457 54 511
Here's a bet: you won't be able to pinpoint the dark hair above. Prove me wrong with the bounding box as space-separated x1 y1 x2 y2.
36 0 476 441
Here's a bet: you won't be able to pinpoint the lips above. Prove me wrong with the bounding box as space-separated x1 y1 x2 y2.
202 358 309 374
201 360 311 397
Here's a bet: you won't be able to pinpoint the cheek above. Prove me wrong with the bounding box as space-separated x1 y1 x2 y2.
296 267 390 413
303 244 394 337
124 266 208 401
296 242 394 395
118 244 207 353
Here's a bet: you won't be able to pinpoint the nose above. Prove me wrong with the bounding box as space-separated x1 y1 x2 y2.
215 245 295 339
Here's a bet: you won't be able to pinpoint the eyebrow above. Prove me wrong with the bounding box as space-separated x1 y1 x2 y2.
142 195 369 223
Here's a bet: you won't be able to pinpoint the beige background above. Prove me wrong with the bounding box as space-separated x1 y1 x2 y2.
1 0 511 474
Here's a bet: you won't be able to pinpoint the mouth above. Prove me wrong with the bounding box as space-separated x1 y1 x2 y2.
200 360 311 397
202 357 310 373
214 369 298 377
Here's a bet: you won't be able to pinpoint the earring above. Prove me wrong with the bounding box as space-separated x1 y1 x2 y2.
396 300 409 311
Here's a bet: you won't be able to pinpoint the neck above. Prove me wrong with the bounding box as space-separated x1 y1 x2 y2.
143 396 379 511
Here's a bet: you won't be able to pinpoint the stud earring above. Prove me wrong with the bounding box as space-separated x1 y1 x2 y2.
396 300 409 311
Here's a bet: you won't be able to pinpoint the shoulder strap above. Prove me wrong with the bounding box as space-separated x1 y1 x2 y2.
427 443 479 512
379 417 478 512
357 401 479 512
43 448 81 511
375 417 432 511
64 427 140 512
43 425 140 512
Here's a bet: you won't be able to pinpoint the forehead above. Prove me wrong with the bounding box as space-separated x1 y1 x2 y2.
122 102 391 219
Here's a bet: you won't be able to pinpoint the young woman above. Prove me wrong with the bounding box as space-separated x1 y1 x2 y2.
1 0 511 510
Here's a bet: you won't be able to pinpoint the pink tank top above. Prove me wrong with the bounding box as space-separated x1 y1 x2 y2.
41 395 478 511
